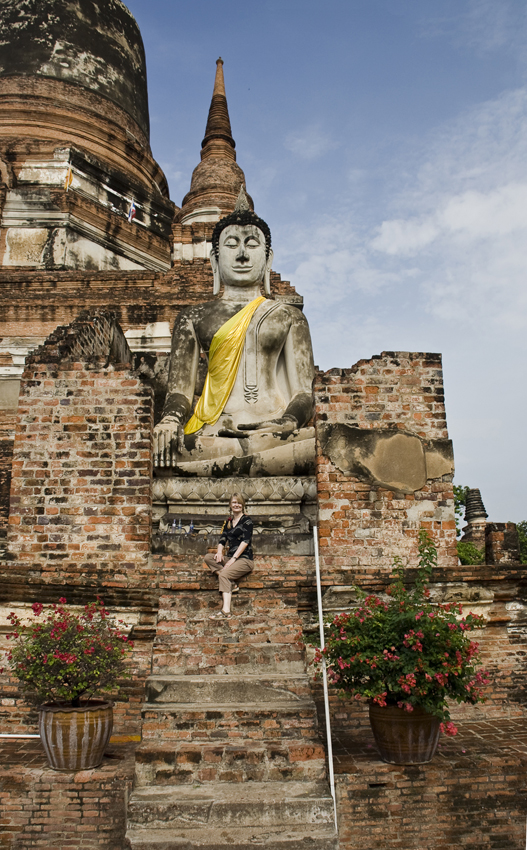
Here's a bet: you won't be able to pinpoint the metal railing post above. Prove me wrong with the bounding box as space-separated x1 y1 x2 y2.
313 525 338 832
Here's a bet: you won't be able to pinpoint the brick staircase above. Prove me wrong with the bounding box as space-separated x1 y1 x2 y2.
126 561 338 848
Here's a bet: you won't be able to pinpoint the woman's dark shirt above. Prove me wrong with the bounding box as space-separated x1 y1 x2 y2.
219 514 254 560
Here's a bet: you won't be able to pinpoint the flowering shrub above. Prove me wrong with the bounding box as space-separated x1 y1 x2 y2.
315 531 490 735
3 598 134 707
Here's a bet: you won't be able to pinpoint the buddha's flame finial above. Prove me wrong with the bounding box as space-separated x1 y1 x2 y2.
233 186 251 213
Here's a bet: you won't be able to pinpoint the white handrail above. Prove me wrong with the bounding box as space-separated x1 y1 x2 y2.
313 525 338 832
0 733 40 738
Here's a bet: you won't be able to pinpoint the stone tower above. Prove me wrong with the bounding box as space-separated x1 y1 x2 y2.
0 0 174 272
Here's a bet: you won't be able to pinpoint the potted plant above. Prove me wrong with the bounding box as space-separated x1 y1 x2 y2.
315 531 490 764
3 597 133 771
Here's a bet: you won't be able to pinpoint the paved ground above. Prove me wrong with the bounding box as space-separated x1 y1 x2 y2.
0 733 139 769
2 718 526 771
332 718 527 772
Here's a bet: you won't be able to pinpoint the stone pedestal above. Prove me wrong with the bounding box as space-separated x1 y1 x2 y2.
152 475 316 556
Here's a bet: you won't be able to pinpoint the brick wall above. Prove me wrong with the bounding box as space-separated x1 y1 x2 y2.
6 313 153 592
0 740 136 850
0 267 299 339
0 410 15 534
486 522 521 565
314 352 457 583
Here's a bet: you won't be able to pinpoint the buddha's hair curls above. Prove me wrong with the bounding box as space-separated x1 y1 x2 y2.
211 209 272 260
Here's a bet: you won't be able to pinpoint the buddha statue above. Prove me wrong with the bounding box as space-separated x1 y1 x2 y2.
153 192 315 477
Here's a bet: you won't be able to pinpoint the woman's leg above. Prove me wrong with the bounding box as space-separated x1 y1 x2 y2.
217 558 253 613
204 552 225 575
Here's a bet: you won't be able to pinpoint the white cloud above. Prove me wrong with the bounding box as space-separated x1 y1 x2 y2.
372 182 527 255
280 83 527 519
419 0 527 56
284 124 338 161
357 88 527 336
371 218 440 255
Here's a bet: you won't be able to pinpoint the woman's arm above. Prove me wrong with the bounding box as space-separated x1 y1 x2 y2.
224 540 248 567
225 516 252 566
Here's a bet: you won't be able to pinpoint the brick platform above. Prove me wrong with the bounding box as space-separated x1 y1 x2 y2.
0 738 137 850
2 721 526 849
334 719 527 850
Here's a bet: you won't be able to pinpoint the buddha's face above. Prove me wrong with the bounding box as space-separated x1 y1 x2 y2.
217 224 268 288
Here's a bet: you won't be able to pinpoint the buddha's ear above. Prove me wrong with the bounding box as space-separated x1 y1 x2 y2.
210 249 221 295
264 248 274 296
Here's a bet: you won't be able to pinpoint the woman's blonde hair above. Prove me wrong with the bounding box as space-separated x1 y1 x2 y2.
229 492 246 513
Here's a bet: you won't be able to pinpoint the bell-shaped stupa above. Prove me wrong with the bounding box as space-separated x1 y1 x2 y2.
178 58 253 224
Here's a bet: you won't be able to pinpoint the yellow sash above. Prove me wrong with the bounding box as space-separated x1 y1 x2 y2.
184 296 266 435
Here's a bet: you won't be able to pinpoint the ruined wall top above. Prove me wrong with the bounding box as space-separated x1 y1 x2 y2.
0 0 149 137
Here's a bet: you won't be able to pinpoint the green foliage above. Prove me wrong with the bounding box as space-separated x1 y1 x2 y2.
516 521 527 564
453 484 469 537
457 540 485 565
3 598 134 707
315 531 489 735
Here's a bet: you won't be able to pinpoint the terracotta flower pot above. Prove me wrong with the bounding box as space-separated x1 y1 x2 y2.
369 703 441 764
39 700 113 771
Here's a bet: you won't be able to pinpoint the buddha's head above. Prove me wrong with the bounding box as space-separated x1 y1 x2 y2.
210 193 273 295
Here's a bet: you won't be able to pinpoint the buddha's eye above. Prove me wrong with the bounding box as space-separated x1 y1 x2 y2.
223 238 238 248
245 238 260 248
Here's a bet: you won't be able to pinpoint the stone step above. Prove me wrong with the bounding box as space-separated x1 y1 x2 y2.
153 633 307 676
155 605 301 631
127 780 334 830
126 825 338 850
154 556 312 593
145 674 312 705
152 590 306 676
156 589 301 621
140 700 319 743
134 739 327 786
154 607 302 642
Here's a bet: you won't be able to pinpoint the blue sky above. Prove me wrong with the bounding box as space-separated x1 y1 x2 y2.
125 0 527 523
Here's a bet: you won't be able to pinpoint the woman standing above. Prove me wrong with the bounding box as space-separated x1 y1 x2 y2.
204 493 254 620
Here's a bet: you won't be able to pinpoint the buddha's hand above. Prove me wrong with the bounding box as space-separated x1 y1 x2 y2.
153 417 185 467
238 415 299 438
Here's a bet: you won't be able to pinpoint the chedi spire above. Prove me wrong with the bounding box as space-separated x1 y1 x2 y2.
464 489 488 524
201 58 235 159
178 58 253 223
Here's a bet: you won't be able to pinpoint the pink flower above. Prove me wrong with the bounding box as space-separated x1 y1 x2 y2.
439 721 458 736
